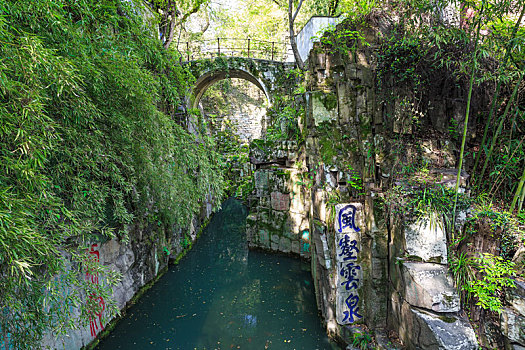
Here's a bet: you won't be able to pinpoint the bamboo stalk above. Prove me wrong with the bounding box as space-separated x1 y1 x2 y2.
452 0 486 240
489 134 525 196
506 108 519 152
510 165 525 213
518 184 525 213
478 70 525 184
472 4 525 177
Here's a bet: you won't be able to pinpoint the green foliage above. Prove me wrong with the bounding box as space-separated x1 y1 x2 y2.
346 165 365 196
338 0 377 17
202 93 253 199
448 117 459 140
376 28 432 93
313 21 370 57
351 330 372 350
295 170 315 191
464 197 523 259
0 0 224 347
487 16 525 64
234 172 255 199
326 189 342 226
450 195 523 311
288 68 307 95
204 0 286 45
464 253 517 312
383 174 471 229
266 97 303 143
449 251 475 303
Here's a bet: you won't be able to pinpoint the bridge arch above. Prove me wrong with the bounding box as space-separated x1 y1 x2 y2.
186 57 293 110
192 68 270 109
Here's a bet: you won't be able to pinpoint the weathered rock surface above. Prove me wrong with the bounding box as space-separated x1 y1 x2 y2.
411 308 478 350
40 197 212 350
513 247 525 275
404 214 448 264
399 261 460 313
312 91 338 126
507 279 525 317
501 307 525 346
391 290 478 350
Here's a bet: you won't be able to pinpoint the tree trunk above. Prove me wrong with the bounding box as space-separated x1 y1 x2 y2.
289 0 305 70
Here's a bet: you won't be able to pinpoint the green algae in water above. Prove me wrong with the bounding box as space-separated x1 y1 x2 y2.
96 199 336 349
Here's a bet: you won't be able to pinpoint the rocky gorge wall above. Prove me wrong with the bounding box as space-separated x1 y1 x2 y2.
246 16 525 349
41 200 214 350
246 140 312 258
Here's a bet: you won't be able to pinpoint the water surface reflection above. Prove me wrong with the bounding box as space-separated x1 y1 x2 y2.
96 199 336 349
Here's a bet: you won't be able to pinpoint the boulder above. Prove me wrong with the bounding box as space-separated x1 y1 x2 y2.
390 290 477 350
404 214 447 264
399 261 460 312
410 308 478 350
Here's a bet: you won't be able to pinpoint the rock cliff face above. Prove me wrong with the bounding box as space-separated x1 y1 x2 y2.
246 140 312 258
244 16 504 348
41 202 213 350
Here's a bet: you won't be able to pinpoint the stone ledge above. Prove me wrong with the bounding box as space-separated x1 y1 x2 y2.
404 214 448 264
411 307 478 350
399 261 460 313
390 290 478 350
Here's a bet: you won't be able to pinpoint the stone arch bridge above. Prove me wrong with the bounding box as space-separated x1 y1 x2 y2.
185 57 295 109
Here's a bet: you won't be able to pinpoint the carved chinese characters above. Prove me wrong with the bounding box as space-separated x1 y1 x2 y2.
335 203 364 325
86 243 105 337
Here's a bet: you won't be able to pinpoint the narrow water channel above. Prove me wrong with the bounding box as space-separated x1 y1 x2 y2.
96 199 336 349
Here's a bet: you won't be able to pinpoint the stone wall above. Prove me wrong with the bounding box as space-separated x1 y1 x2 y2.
296 18 480 348
201 79 268 143
246 140 312 258
241 15 525 350
41 201 214 350
291 16 344 63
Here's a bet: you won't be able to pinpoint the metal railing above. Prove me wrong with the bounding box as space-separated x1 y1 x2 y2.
178 38 293 62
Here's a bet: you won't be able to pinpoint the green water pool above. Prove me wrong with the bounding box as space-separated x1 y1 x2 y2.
96 199 337 349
